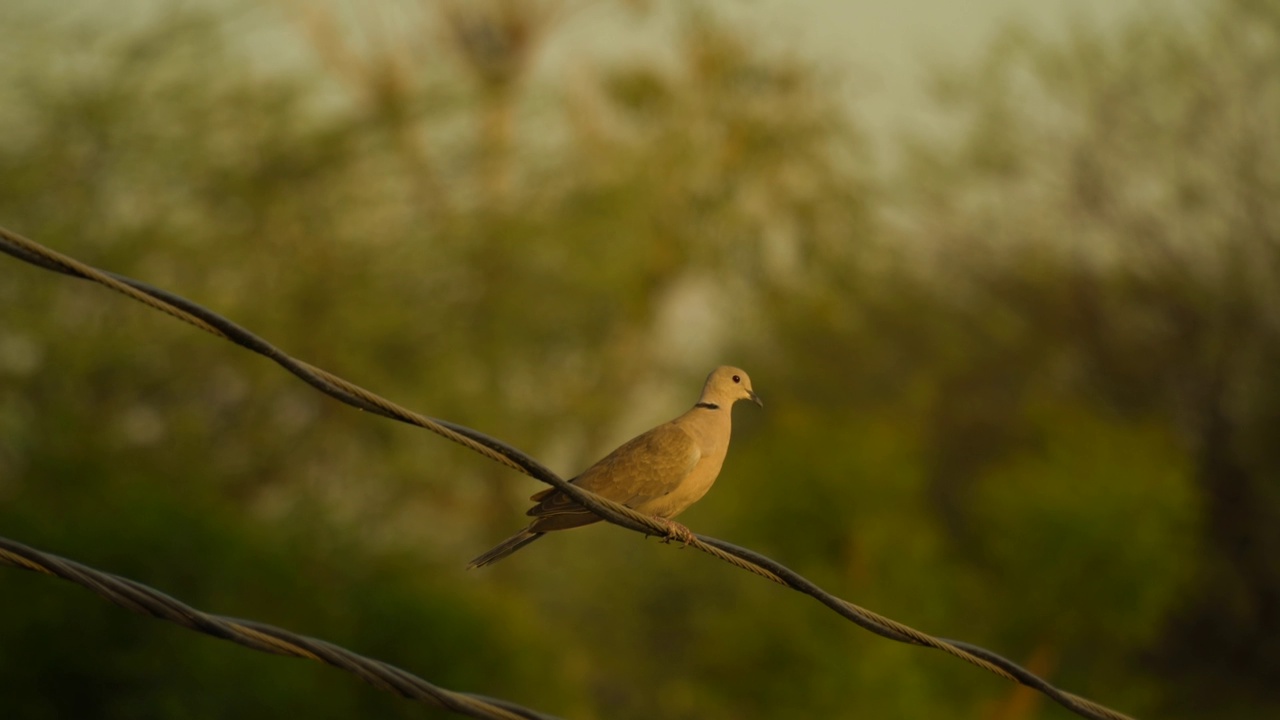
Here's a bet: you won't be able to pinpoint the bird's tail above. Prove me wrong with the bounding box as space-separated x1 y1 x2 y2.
467 530 544 569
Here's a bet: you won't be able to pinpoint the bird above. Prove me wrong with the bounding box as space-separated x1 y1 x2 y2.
468 365 763 568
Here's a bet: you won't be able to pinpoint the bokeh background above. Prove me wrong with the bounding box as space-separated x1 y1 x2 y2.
2 0 1277 718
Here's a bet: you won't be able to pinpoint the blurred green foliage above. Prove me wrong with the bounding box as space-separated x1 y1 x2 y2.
1 0 1277 718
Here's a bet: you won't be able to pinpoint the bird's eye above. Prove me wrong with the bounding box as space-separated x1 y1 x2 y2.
732 375 741 383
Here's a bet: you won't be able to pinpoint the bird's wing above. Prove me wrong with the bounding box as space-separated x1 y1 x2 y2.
527 423 700 530
582 423 702 506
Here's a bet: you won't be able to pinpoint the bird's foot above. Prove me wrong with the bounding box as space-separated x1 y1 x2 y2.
658 519 696 548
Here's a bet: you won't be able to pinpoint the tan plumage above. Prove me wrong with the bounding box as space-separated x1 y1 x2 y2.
467 366 762 568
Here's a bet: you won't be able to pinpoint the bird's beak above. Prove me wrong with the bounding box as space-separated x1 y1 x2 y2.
749 390 763 407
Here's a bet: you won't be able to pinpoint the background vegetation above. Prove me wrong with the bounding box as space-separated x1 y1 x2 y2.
1 0 1276 717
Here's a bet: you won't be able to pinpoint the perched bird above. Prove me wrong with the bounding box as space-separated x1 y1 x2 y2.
468 365 763 568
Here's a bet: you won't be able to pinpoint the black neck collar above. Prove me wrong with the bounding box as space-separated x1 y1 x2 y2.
694 402 720 410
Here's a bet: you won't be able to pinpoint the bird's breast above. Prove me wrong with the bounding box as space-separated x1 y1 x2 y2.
652 431 731 517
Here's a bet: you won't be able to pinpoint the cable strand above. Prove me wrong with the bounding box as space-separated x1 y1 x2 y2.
0 538 555 720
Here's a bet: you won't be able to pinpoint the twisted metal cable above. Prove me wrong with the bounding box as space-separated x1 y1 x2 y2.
0 537 557 720
0 225 1138 720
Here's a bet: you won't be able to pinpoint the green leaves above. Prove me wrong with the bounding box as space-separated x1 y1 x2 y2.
3 1 1278 718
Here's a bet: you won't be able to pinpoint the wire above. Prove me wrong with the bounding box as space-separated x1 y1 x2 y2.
0 225 1138 720
0 536 558 720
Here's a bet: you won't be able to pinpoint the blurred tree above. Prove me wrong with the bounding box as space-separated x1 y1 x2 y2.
2 0 1275 718
0 1 872 717
870 0 1280 715
0 6 579 718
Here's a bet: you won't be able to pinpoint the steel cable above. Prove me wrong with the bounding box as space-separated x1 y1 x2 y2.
0 225 1138 720
0 537 557 720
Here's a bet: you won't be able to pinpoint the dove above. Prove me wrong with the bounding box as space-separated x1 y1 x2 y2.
468 365 762 568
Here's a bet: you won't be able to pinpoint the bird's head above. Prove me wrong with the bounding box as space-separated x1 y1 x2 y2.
700 365 763 409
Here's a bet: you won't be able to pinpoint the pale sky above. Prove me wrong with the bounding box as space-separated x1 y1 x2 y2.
740 0 1196 134
543 0 1199 158
13 0 1200 151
